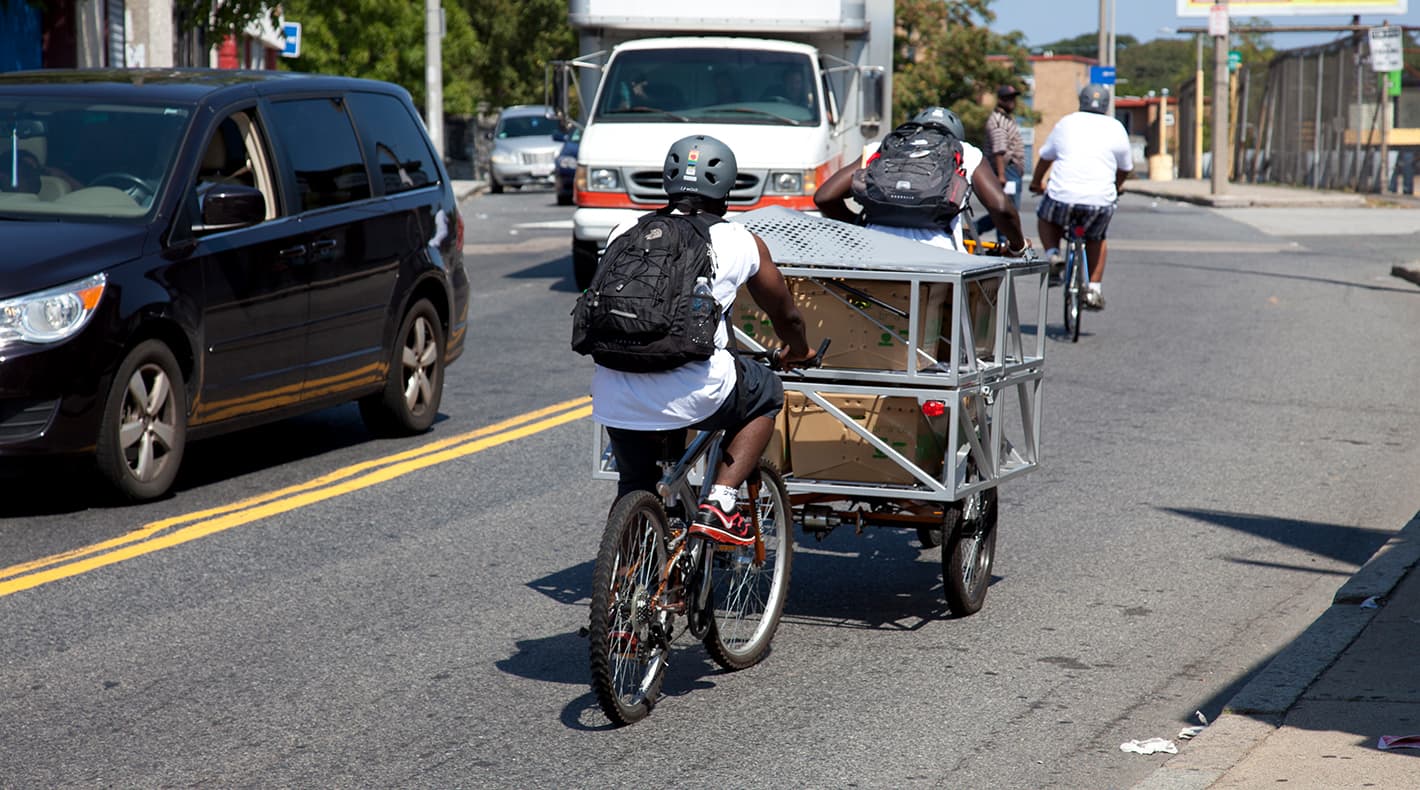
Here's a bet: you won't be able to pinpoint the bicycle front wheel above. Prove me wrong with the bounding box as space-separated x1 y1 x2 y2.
589 491 671 726
703 462 794 670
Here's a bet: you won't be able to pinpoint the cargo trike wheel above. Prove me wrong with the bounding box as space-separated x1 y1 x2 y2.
941 481 997 617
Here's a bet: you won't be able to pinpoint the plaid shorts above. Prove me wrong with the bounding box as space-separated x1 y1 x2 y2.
1036 195 1115 241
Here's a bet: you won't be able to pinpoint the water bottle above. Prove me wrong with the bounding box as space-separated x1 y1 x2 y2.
688 276 716 348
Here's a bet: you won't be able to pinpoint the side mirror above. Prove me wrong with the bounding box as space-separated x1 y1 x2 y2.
196 184 265 232
483 130 493 141
860 68 885 137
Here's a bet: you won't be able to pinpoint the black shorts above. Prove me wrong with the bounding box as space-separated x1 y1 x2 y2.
606 357 784 499
1036 195 1115 241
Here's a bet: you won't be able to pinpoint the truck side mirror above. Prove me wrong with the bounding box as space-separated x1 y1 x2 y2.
860 69 884 137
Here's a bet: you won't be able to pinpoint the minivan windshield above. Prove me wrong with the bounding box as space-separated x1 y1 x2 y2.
594 49 819 127
0 98 191 221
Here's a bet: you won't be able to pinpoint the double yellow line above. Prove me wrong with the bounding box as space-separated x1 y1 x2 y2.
0 396 592 598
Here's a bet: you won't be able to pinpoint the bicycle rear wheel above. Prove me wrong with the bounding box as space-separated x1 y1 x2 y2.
589 491 671 725
1063 241 1084 342
703 462 794 670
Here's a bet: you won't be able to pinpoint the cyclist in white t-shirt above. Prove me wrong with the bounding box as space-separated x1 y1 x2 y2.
592 134 815 547
813 106 1029 256
1029 84 1134 310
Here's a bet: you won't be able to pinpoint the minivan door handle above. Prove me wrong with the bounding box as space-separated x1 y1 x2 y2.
310 239 338 260
278 244 307 259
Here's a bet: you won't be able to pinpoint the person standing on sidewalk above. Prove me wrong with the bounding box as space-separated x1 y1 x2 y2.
986 84 1026 211
1029 83 1133 310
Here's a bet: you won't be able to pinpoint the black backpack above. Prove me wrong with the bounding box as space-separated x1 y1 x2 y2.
571 207 724 373
851 121 972 229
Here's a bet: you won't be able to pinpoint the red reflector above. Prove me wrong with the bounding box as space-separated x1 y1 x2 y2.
921 400 946 417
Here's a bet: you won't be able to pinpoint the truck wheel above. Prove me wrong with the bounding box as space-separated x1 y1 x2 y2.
360 299 444 436
490 173 504 194
95 340 187 502
573 239 599 291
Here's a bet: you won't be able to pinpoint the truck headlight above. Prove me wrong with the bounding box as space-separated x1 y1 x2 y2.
581 166 622 192
766 169 817 195
0 273 106 347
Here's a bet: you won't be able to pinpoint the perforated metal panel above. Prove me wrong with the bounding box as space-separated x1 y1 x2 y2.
732 206 1006 274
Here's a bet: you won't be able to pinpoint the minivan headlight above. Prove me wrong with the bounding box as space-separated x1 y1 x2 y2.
0 273 106 346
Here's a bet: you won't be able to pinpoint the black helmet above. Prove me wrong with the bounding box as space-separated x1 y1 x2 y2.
663 134 737 200
912 106 965 140
1079 83 1111 114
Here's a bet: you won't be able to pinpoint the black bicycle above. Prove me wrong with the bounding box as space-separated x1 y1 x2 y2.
588 345 825 726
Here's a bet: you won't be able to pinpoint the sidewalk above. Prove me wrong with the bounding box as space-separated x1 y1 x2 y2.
1123 178 1420 288
1132 511 1420 789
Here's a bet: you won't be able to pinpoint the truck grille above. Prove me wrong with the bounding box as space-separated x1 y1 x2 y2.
626 169 764 205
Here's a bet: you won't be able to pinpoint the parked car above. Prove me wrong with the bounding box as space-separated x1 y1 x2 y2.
487 104 560 193
0 69 470 501
555 123 582 206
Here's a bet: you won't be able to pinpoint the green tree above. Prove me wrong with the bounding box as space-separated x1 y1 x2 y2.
277 0 483 115
1034 31 1140 58
461 0 577 108
1116 38 1195 96
893 0 1031 137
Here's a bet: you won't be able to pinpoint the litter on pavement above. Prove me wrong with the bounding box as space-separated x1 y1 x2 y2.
1120 737 1178 755
1178 710 1210 740
1377 734 1420 750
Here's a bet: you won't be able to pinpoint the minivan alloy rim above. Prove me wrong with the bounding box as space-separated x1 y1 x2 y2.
403 316 437 415
119 363 178 482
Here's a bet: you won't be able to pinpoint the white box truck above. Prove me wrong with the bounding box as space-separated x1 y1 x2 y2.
553 0 893 289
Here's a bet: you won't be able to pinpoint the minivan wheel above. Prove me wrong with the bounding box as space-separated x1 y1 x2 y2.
360 298 445 436
95 339 187 502
489 173 504 194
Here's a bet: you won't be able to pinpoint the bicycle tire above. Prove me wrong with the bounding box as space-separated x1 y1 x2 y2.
941 462 999 617
703 462 794 670
1064 240 1084 342
589 491 672 726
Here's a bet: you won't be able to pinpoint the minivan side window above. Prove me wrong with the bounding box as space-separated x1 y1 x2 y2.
266 97 371 211
345 92 439 196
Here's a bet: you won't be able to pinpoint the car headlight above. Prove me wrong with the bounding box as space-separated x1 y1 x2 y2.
766 169 817 195
581 166 622 192
0 273 107 347
490 149 517 165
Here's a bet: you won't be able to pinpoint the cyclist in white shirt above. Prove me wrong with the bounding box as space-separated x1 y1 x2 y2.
1029 84 1133 310
592 135 815 547
813 106 1029 256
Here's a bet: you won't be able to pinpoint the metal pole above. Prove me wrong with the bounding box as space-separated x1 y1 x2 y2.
1313 52 1324 186
1195 34 1205 179
1212 3 1230 194
1098 0 1108 68
425 0 444 158
1381 73 1391 193
1108 0 1117 116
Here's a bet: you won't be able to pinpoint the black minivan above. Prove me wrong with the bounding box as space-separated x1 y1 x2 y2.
0 69 470 501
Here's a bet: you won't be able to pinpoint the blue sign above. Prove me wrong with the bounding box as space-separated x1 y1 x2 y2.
281 22 301 58
1089 65 1116 86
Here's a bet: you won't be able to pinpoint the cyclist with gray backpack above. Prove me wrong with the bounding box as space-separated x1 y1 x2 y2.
572 134 816 546
813 106 1029 256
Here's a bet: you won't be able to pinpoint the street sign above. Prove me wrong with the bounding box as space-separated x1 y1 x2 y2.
1228 50 1242 71
281 22 302 59
1385 69 1403 97
1089 65 1116 86
1178 1 1408 16
1369 25 1403 72
1208 4 1229 37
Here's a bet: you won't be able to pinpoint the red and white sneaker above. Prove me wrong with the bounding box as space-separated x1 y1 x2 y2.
688 502 754 546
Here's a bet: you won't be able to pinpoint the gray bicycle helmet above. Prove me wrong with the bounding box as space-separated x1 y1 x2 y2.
912 106 965 140
663 134 737 200
1079 83 1111 114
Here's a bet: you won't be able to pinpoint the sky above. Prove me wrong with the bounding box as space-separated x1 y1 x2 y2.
989 1 1420 50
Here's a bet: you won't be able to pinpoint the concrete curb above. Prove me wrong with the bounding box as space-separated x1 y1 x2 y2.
1392 263 1420 287
1125 184 1369 209
1132 512 1420 790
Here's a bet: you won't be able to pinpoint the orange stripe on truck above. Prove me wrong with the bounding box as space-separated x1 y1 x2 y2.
575 191 818 212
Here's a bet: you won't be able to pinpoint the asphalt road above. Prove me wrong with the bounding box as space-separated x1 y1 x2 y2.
3 185 1419 788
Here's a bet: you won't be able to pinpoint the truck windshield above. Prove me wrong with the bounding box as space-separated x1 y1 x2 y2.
595 48 818 126
1 98 191 221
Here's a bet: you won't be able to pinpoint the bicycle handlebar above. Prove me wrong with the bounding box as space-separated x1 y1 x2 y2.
738 337 831 372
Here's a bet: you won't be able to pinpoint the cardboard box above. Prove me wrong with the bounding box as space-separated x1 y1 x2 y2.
735 276 1000 371
783 391 945 485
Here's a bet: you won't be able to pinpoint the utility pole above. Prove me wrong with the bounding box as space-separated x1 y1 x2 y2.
425 0 444 158
1194 33 1204 179
1211 2 1230 194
